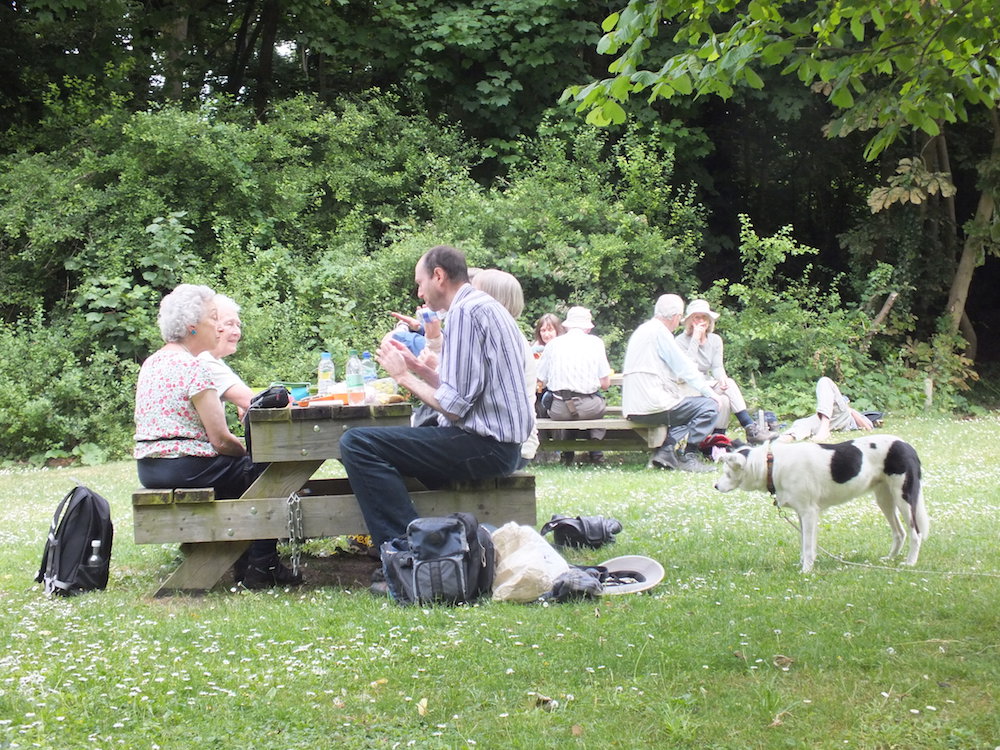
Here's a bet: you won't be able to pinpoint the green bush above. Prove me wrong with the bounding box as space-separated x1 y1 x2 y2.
705 216 976 421
0 311 137 463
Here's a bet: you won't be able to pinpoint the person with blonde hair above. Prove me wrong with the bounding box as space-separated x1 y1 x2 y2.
675 299 778 444
472 269 538 464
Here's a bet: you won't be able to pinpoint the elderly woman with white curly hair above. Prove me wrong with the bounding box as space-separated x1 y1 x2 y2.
133 283 300 589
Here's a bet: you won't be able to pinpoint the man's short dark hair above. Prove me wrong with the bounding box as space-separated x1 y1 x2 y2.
422 245 469 284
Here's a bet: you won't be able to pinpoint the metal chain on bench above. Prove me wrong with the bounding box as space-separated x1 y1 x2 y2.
286 492 304 576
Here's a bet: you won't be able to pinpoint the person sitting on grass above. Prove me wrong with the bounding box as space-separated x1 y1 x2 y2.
780 376 875 442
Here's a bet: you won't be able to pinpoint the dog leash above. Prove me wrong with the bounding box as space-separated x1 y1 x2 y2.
773 507 1000 577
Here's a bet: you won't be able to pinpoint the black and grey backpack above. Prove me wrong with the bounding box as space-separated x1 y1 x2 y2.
36 485 114 596
380 512 495 605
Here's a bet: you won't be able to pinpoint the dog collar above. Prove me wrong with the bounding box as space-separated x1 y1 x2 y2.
765 446 776 496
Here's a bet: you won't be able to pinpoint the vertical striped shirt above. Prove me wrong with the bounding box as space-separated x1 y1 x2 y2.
434 284 533 444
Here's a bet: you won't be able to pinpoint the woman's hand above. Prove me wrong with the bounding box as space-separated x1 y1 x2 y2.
693 320 709 344
191 389 246 456
390 311 420 332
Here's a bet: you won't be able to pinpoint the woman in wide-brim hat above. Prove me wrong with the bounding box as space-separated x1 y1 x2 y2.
675 299 778 445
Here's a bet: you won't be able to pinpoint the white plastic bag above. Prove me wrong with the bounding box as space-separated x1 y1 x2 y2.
491 522 570 603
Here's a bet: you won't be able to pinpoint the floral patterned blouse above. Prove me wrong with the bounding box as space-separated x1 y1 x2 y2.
133 349 218 459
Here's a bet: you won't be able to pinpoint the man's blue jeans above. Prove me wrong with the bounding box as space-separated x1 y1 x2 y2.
628 396 718 450
339 425 522 547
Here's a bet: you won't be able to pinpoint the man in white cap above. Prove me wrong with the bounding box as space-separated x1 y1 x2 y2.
536 305 612 465
621 294 725 472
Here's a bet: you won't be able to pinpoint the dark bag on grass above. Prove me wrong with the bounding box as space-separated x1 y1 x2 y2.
36 485 114 596
381 512 495 605
540 514 622 549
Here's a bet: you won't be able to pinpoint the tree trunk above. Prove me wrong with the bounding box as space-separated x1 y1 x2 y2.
253 0 282 122
945 108 999 347
225 0 261 97
163 13 189 101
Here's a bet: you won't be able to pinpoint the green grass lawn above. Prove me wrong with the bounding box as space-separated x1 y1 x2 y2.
2 415 999 749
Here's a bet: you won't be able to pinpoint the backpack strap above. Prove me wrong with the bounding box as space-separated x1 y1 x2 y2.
36 486 79 590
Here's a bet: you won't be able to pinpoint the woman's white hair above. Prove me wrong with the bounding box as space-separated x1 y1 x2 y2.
214 293 240 313
158 284 215 343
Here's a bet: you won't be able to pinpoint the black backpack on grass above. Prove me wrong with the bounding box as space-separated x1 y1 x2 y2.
36 485 114 596
380 512 495 605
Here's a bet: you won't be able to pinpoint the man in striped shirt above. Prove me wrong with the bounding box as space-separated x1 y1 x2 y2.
339 245 533 552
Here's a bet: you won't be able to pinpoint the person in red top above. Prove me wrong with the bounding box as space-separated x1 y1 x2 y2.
133 283 300 589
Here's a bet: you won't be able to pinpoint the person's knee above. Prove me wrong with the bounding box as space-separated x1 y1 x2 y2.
701 399 718 419
339 428 372 460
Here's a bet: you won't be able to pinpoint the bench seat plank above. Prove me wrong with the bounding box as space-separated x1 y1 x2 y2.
133 474 537 545
535 417 664 450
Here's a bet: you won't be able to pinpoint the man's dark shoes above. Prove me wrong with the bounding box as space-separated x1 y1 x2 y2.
241 555 303 589
650 446 680 470
560 451 575 466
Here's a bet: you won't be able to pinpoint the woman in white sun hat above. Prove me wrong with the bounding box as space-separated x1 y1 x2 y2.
675 299 777 445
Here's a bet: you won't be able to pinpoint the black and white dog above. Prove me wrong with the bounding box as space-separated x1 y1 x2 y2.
714 435 929 573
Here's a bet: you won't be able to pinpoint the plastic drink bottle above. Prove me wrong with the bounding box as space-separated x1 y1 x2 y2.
317 352 335 396
345 349 365 405
361 351 378 383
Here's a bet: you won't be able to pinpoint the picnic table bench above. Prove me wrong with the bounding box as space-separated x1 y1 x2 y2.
535 415 665 453
132 403 536 596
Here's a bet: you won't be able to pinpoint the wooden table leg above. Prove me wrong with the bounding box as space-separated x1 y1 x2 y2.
153 540 250 597
153 461 324 595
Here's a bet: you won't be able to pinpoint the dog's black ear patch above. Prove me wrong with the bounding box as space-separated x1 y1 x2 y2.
828 442 863 484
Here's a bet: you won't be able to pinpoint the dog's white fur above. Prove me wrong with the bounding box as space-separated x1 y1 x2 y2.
714 435 929 573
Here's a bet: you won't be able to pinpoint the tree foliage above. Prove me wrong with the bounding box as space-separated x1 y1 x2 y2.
565 0 1000 161
565 0 1000 345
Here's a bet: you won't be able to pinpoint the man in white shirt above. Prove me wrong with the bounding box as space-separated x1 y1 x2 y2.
622 294 725 472
537 306 612 465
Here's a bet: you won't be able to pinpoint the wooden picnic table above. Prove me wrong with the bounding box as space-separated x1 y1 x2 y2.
133 403 536 595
